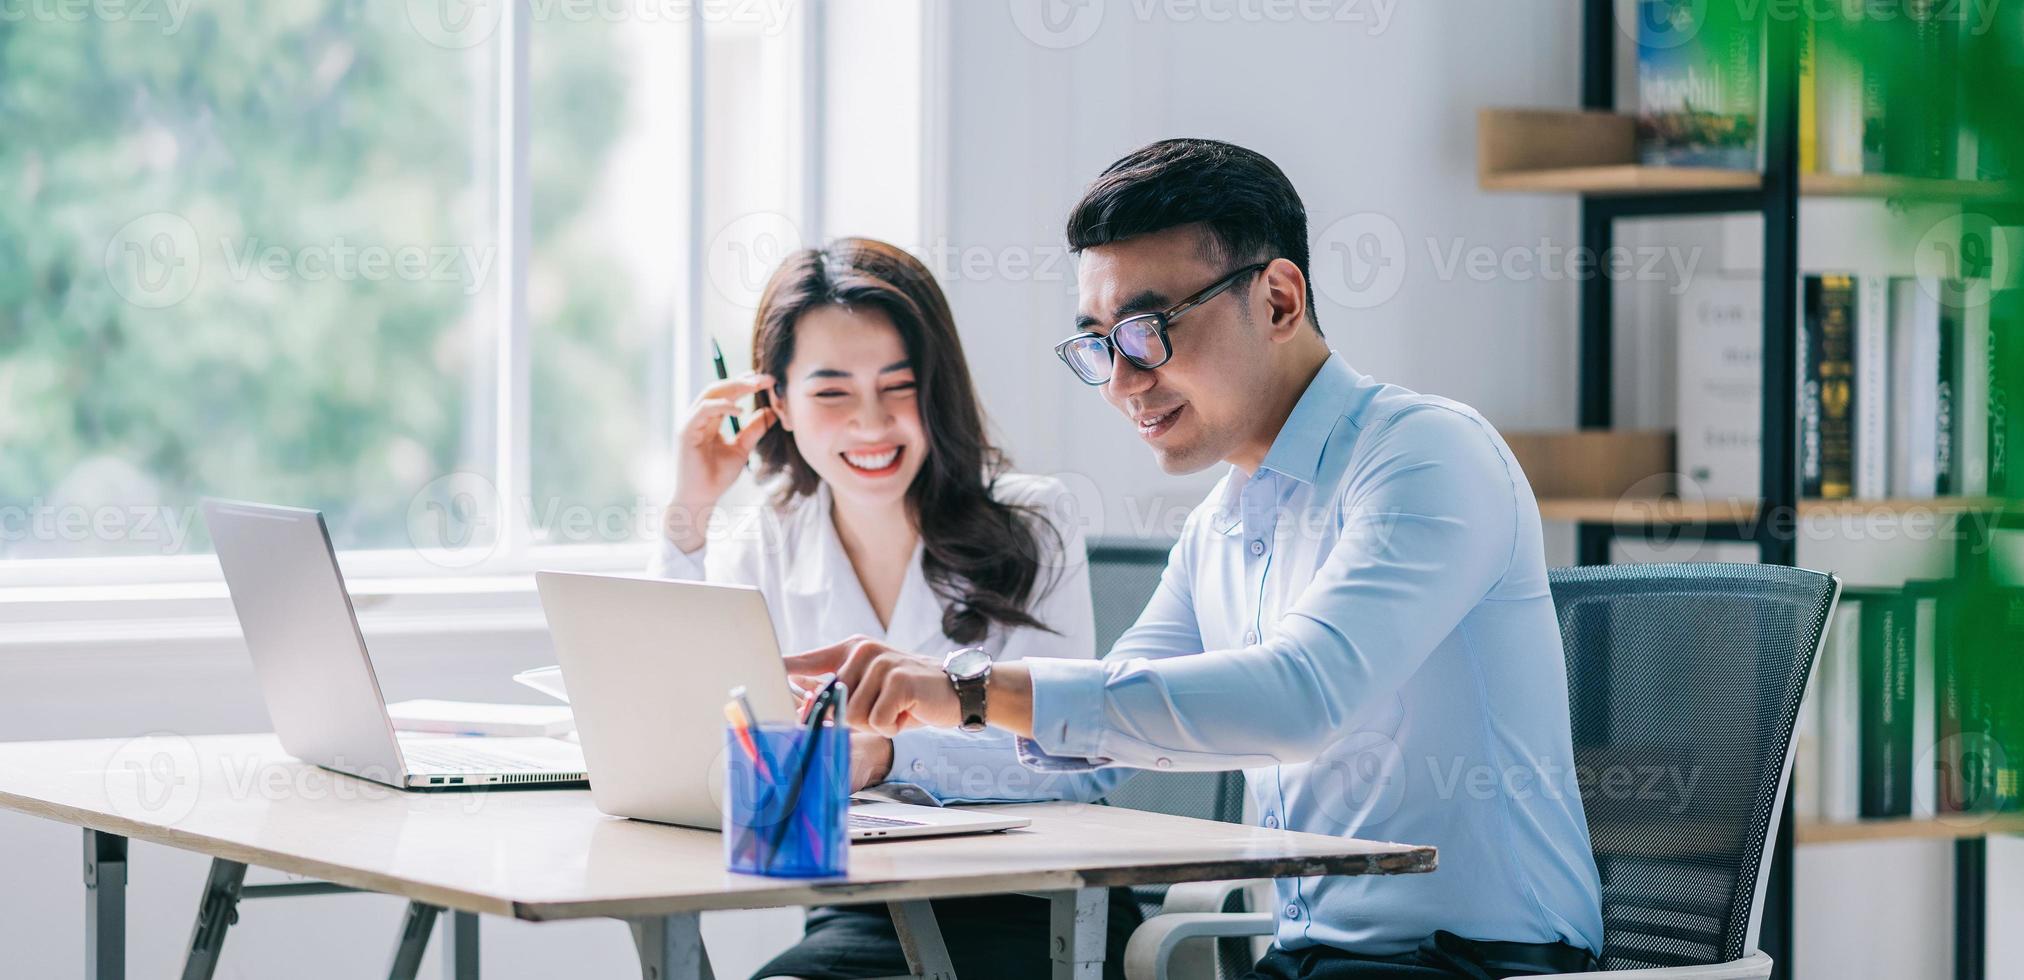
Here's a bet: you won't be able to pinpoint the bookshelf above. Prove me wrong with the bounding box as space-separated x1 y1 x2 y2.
1797 815 2024 846
1477 6 2018 980
1478 112 2017 201
1533 496 2006 525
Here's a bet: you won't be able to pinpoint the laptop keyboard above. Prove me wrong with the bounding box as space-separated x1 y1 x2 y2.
403 742 552 773
849 813 927 829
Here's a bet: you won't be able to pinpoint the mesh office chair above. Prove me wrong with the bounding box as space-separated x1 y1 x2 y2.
1124 562 1840 980
1086 540 1256 980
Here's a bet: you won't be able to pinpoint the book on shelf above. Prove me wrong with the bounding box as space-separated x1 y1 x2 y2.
1676 275 1762 500
1800 582 2024 826
1858 591 1914 818
1888 278 1948 499
1854 276 1891 499
1806 0 1988 180
1803 274 1858 499
1635 0 1760 169
1938 586 2024 814
1883 0 1959 179
1683 273 1997 503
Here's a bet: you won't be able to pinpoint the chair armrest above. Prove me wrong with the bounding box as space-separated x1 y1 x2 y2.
1123 912 1275 980
1158 879 1268 914
1550 950 1773 980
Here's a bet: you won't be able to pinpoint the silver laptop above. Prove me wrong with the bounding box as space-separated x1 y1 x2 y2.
534 571 1029 841
203 500 587 789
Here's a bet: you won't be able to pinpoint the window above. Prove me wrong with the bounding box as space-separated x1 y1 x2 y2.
0 0 932 587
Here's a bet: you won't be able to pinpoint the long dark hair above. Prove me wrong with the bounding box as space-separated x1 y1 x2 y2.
749 238 1058 645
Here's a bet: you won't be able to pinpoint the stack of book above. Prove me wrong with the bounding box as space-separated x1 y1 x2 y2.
1796 583 2024 821
1637 0 2002 181
1676 274 2013 501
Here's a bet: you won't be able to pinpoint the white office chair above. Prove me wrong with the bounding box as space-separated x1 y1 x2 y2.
1123 563 1839 980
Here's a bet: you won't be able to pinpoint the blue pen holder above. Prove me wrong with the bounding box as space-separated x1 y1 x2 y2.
724 722 849 878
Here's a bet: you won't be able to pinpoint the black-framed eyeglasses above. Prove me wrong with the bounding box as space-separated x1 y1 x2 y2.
1052 263 1270 385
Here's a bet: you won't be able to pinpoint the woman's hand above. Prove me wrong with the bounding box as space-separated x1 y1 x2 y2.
665 373 776 553
848 731 895 791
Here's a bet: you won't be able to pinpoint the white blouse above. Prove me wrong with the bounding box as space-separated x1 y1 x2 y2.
648 472 1113 803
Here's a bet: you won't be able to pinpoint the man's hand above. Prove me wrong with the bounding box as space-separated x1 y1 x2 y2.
848 732 894 791
784 636 960 736
786 635 1037 738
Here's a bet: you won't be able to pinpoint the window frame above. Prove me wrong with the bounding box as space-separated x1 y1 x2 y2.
1 0 942 603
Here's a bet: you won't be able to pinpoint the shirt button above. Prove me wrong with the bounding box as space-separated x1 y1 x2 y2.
1155 757 1173 769
1248 539 1266 556
1264 814 1278 829
911 760 926 774
1243 630 1258 645
1285 904 1301 919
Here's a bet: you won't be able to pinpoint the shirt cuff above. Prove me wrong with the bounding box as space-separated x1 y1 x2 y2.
1015 737 1111 772
649 531 707 580
1024 657 1110 760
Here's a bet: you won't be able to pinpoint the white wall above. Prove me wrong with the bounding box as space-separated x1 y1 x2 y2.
933 0 1583 541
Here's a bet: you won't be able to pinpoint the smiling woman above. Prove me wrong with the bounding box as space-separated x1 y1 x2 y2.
750 239 1057 645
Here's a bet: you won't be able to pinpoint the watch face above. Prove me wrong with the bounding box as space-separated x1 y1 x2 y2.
944 647 992 680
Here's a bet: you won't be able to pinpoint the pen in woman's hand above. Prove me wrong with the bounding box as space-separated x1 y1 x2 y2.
710 338 742 436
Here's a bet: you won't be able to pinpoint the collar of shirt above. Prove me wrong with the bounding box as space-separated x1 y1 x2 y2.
778 482 938 651
1210 351 1365 535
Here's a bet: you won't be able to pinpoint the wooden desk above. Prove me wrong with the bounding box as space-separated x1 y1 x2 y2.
0 734 1437 980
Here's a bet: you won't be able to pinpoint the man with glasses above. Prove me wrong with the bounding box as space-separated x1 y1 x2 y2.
789 139 1605 978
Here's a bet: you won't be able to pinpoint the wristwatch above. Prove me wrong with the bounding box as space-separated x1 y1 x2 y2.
942 646 993 733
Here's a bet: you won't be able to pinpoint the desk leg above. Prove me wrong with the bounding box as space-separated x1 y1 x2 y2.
388 902 442 980
444 910 480 980
888 900 958 980
83 829 128 980
181 858 248 980
629 913 715 980
1047 887 1107 980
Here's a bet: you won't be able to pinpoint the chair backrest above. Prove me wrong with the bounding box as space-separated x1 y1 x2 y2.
1549 562 1838 971
1085 539 1251 977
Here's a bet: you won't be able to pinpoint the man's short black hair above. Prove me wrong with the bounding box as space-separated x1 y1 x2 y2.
1065 138 1319 332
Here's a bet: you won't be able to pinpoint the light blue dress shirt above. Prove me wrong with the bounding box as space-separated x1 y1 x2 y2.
1020 352 1604 957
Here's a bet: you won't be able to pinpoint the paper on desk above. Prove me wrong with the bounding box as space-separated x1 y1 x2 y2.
513 664 570 703
386 698 575 737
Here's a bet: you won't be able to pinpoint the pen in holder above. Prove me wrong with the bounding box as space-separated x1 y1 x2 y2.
723 689 849 877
